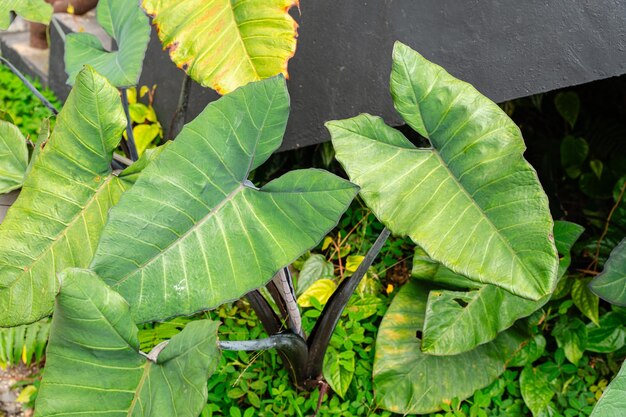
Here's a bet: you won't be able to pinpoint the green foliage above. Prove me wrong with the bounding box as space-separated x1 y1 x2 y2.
0 67 133 326
329 42 558 301
0 120 28 194
0 0 52 29
90 76 358 324
124 85 163 156
0 65 60 137
0 318 49 368
65 0 150 87
35 269 222 417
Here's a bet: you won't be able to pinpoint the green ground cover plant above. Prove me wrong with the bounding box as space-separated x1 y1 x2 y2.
0 1 625 416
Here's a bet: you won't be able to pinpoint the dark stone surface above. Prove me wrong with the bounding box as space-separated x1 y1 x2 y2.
47 1 626 150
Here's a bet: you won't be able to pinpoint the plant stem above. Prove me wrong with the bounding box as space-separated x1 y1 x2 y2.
246 289 283 335
220 333 308 388
0 57 58 115
168 74 192 140
305 228 391 382
589 180 626 271
120 87 138 161
271 268 304 338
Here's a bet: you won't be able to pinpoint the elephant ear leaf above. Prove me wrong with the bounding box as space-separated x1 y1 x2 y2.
91 76 358 323
34 268 221 417
65 0 150 87
373 281 529 415
328 41 558 301
590 238 626 306
0 67 129 327
142 0 299 95
0 120 28 195
0 0 52 29
421 220 584 356
590 359 626 417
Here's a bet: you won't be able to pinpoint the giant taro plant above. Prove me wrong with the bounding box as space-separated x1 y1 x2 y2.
1 0 622 414
1 43 570 416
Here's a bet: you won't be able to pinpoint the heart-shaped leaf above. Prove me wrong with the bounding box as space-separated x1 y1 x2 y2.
0 120 28 195
91 76 358 323
0 0 52 29
520 365 555 416
142 0 299 94
590 238 626 306
328 42 558 300
34 268 221 417
323 346 355 399
65 0 150 87
373 281 529 415
0 67 129 327
420 221 583 355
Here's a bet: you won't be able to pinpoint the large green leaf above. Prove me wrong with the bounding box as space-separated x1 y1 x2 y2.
0 0 52 29
329 42 558 301
0 67 128 327
142 0 299 94
373 281 528 415
91 76 358 323
0 120 28 195
420 221 583 355
590 359 626 417
35 268 220 417
65 0 150 87
590 239 626 306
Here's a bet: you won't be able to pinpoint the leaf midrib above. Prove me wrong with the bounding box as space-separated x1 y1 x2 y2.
112 82 280 287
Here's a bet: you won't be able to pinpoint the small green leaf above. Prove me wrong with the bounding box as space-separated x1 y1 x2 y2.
323 346 355 399
571 277 600 325
0 0 52 29
520 366 555 416
590 159 604 179
508 335 547 367
554 91 580 128
587 312 626 353
297 254 334 296
560 136 588 178
552 318 587 365
297 279 337 308
590 239 626 306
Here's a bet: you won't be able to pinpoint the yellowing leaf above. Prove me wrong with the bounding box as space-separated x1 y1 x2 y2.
297 279 337 308
386 284 394 294
142 0 299 94
322 236 333 250
16 385 37 403
133 124 161 156
345 255 365 274
139 85 150 98
21 345 28 364
67 4 75 14
126 87 137 104
145 106 158 123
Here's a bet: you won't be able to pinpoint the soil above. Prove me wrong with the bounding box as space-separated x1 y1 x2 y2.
0 365 38 417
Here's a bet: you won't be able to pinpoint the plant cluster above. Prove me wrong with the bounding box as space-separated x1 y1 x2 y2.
0 1 625 417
